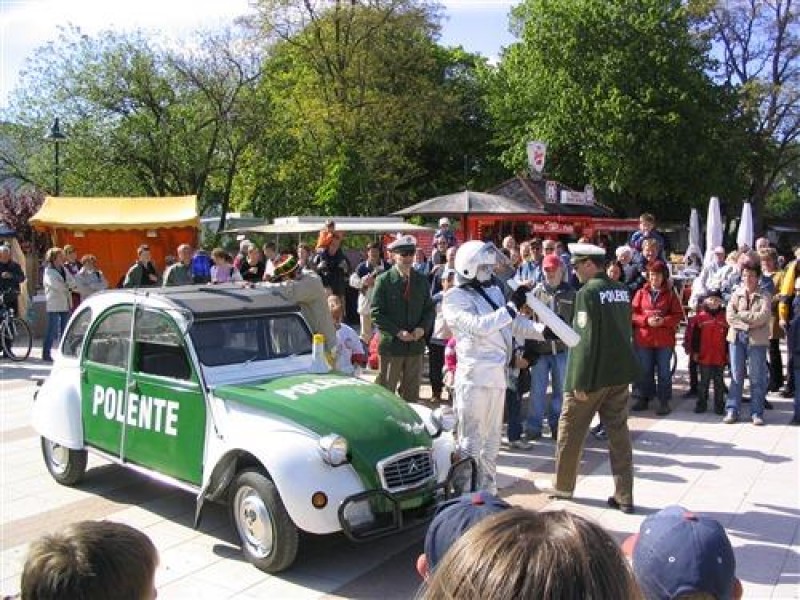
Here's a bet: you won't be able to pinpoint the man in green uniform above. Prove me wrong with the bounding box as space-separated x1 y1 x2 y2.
550 243 640 513
371 235 435 403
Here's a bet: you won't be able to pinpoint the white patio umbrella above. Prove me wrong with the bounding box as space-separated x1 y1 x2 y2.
704 196 724 267
685 208 703 264
736 201 754 251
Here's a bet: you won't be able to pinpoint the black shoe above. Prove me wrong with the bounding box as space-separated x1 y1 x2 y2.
631 397 649 411
550 428 558 442
714 402 725 415
764 399 774 410
607 496 635 514
655 401 671 416
682 388 697 398
693 403 707 414
41 356 53 363
781 387 795 398
789 416 800 425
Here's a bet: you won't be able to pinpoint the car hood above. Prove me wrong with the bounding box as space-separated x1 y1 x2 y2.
214 374 432 488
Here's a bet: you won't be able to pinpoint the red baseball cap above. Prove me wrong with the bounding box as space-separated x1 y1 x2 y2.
542 254 562 271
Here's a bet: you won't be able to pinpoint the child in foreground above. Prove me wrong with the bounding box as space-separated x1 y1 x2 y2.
17 520 158 600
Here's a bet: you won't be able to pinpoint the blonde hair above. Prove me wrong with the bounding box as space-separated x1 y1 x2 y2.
45 247 63 264
420 508 641 600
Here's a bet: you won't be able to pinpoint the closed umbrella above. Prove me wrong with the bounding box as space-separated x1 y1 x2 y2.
685 208 703 266
736 201 754 251
704 196 723 267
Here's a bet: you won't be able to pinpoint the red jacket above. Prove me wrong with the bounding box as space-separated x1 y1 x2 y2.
632 283 683 348
691 309 728 366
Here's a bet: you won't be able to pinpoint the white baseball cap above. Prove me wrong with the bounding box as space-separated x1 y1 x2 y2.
439 217 450 226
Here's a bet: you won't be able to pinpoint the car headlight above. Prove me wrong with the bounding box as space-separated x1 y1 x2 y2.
431 406 457 433
318 433 349 466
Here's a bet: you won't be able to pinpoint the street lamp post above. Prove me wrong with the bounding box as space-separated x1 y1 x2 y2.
45 118 67 196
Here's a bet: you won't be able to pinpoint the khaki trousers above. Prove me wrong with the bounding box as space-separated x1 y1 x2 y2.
359 313 374 343
554 384 634 505
378 353 423 403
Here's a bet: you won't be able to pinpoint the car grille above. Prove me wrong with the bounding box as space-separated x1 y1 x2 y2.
378 448 435 492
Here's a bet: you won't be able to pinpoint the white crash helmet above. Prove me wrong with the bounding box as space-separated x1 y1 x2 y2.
455 240 501 282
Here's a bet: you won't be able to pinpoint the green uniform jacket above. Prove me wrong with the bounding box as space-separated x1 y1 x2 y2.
371 267 435 356
564 273 639 393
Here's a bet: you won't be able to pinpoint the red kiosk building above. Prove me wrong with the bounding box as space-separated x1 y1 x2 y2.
395 176 638 245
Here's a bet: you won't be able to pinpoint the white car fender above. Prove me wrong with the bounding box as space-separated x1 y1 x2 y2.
31 360 84 449
408 403 458 483
209 413 367 535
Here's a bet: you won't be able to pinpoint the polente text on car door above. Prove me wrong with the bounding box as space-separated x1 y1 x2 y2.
81 306 133 457
122 308 206 485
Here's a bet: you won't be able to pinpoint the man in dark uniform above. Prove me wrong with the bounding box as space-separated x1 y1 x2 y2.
550 243 640 513
371 235 435 403
0 244 25 315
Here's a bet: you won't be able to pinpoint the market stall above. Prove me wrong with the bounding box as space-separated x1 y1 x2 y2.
29 196 199 287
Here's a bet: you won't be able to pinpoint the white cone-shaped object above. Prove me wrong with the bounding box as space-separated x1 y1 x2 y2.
704 196 724 267
309 333 330 373
736 201 754 251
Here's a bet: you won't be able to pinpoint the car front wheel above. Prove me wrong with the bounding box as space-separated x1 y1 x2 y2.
41 437 87 486
230 469 299 573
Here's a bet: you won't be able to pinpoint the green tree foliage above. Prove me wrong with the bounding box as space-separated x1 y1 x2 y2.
244 0 477 216
690 0 800 230
2 25 264 230
483 0 745 218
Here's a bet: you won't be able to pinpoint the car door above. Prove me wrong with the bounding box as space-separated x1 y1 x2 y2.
123 308 206 485
82 306 133 456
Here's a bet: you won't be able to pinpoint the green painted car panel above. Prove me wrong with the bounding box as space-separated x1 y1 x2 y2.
215 373 432 489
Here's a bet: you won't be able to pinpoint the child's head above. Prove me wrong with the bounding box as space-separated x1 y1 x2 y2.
623 505 741 600
327 295 343 326
21 520 159 600
639 212 656 233
440 268 456 291
422 508 638 600
703 290 724 311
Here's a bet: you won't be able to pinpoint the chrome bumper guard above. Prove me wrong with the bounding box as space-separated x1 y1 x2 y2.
337 456 477 542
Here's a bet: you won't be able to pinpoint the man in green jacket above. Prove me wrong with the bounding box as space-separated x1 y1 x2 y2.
550 243 640 513
371 235 435 403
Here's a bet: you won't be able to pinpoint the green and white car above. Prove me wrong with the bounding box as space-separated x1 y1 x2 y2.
32 285 472 573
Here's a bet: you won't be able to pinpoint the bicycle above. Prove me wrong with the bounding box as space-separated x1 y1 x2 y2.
1 292 32 361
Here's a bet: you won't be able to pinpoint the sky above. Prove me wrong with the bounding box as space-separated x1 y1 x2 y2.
0 0 518 110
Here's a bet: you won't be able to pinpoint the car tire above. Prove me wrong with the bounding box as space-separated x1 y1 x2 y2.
230 469 299 573
41 437 87 486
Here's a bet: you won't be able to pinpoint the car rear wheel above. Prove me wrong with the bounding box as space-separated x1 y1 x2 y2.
230 469 299 573
41 437 87 486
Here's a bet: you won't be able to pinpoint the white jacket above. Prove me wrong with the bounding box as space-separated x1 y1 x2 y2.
443 284 544 389
43 265 73 312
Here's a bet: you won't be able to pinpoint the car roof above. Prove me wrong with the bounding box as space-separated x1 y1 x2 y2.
84 285 301 320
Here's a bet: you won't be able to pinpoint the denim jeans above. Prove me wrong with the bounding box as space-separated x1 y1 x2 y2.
725 332 768 418
527 352 566 434
633 345 673 402
793 367 800 419
42 311 70 359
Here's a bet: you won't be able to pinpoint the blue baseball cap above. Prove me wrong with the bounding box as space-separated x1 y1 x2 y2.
424 492 510 571
623 505 736 600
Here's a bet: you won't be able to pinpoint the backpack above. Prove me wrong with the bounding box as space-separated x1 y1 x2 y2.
191 252 213 284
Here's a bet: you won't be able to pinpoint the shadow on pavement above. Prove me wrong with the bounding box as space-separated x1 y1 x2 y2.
635 431 792 463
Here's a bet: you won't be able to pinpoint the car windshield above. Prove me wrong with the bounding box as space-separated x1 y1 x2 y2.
189 313 313 367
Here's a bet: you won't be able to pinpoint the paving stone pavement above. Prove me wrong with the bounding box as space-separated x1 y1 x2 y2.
1 347 798 599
